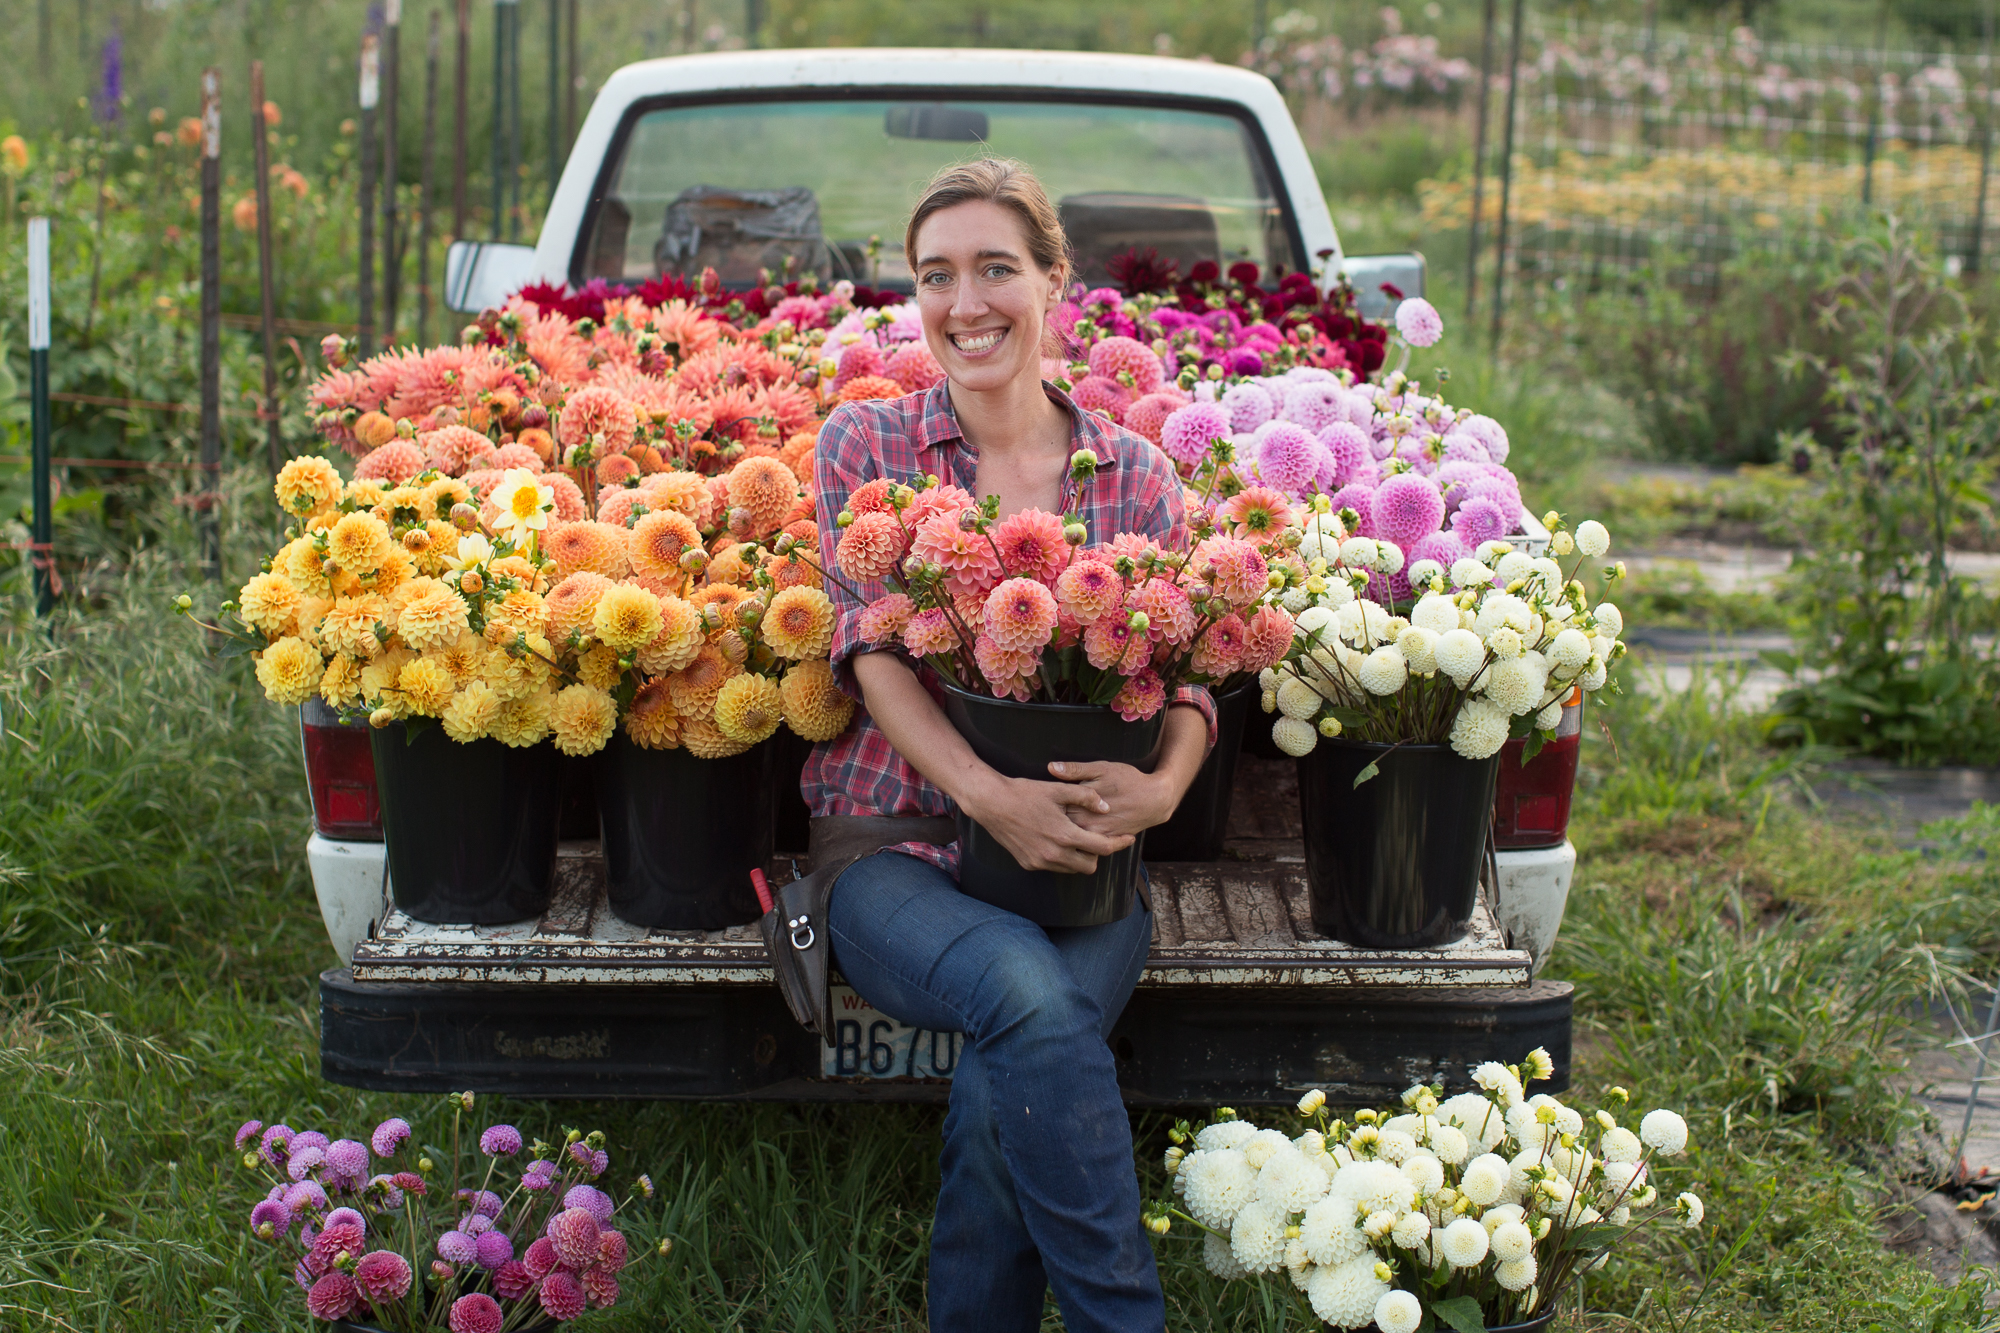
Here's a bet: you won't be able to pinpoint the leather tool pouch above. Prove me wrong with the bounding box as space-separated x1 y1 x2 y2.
759 814 955 1046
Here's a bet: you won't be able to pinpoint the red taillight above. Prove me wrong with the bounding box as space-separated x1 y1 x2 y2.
1493 691 1582 849
302 701 384 841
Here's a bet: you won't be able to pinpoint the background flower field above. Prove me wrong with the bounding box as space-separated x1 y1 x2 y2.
1 0 1999 1327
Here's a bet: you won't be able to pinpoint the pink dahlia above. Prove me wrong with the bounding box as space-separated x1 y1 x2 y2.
1217 486 1295 540
1113 669 1166 722
1280 380 1347 433
235 1120 263 1151
549 1208 602 1269
982 578 1059 653
1318 422 1374 490
904 482 978 529
1395 296 1444 348
902 608 956 657
1220 381 1275 434
857 593 914 644
1459 413 1511 464
1239 606 1296 673
598 1229 630 1273
1256 424 1318 495
885 341 945 393
1192 614 1248 677
354 1249 413 1302
1107 531 1163 564
910 510 1003 595
1087 335 1165 395
1070 374 1134 421
522 1236 559 1281
249 1199 291 1237
324 1207 366 1233
1082 613 1144 673
305 1271 359 1321
1126 578 1196 645
833 511 908 584
311 1221 366 1268
354 438 427 485
450 1292 505 1333
832 341 885 391
493 1260 538 1300
973 633 1040 700
437 1230 479 1265
1160 401 1231 468
1055 559 1125 623
370 1119 411 1157
475 1230 515 1269
1122 391 1187 446
583 1267 621 1309
990 509 1068 583
595 486 649 530
1192 536 1269 607
421 424 498 476
562 1185 614 1222
1372 473 1446 550
540 1269 588 1322
1406 530 1470 584
1451 495 1511 547
1327 483 1374 536
283 1181 329 1215
539 471 588 522
557 385 638 456
1440 430 1490 465
323 1139 369 1185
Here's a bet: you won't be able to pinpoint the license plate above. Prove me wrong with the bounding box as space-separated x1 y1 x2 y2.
821 985 963 1080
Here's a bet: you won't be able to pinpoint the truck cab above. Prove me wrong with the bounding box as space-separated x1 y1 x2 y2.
317 48 1576 1106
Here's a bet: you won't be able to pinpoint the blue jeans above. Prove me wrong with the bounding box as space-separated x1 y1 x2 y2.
827 852 1163 1333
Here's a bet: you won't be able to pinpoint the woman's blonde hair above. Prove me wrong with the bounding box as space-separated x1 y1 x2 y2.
904 158 1071 283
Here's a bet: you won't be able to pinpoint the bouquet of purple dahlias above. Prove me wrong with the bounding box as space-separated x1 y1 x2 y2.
233 1091 664 1331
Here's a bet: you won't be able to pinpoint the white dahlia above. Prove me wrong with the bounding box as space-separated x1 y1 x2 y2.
1229 1200 1289 1274
1449 699 1509 759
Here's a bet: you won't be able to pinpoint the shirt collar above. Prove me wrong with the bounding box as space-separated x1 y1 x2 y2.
913 379 1121 472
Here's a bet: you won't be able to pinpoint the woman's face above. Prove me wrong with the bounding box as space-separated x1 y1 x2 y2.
911 199 1064 395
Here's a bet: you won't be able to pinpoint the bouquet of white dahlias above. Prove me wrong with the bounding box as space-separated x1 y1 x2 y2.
1260 511 1626 763
1143 1051 1703 1332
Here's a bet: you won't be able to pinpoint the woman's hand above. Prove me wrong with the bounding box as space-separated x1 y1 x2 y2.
958 775 1135 875
1050 703 1211 841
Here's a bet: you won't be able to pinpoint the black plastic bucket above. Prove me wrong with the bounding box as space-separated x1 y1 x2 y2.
940 681 1162 927
597 734 772 930
1144 680 1255 862
369 721 559 924
1295 739 1501 948
771 727 814 856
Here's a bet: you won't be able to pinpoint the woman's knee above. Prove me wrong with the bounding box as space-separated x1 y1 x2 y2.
966 950 1104 1054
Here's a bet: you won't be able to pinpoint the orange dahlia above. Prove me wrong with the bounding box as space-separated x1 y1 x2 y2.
668 644 740 713
627 510 703 587
680 714 751 759
558 385 639 456
397 656 455 716
577 643 623 692
779 659 855 742
392 577 471 651
727 455 800 536
642 470 718 527
636 595 704 675
489 687 554 747
328 511 394 575
837 374 905 404
779 431 818 483
545 520 631 581
761 586 835 660
545 571 614 647
624 677 681 749
705 541 760 588
687 583 751 629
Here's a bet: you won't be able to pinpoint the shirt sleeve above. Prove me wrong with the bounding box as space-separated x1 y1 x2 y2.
813 403 880 701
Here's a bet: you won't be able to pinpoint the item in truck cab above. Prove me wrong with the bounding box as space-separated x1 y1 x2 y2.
654 185 831 288
1060 192 1219 292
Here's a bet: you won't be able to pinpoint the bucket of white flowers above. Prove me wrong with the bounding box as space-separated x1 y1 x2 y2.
1261 514 1624 946
1143 1049 1702 1332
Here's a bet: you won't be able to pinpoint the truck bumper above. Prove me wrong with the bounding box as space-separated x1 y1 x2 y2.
319 967 1569 1106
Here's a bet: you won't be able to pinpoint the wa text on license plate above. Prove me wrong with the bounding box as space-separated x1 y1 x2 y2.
822 986 963 1080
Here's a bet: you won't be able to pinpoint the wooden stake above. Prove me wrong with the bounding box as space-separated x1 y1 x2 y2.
359 33 379 358
1488 0 1525 352
419 8 441 345
383 0 402 346
27 216 51 615
252 60 283 475
454 0 469 240
1464 0 1497 322
565 0 578 149
547 0 560 198
199 68 222 582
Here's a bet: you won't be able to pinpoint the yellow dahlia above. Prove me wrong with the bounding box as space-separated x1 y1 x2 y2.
328 511 394 575
379 486 427 526
320 653 363 709
422 475 473 521
624 677 681 749
548 683 617 756
489 687 554 747
645 469 717 526
668 644 740 714
545 571 614 648
592 583 664 654
761 586 835 661
442 680 503 743
398 656 455 716
488 554 546 594
278 537 332 596
635 595 704 675
370 547 414 596
545 520 631 581
433 630 485 686
344 477 392 509
626 510 702 588
480 634 551 702
714 672 783 745
411 519 459 576
274 455 342 516
780 659 857 741
238 571 303 637
681 714 751 759
320 595 390 659
577 643 623 692
392 577 471 651
706 541 759 588
484 588 549 643
254 636 324 705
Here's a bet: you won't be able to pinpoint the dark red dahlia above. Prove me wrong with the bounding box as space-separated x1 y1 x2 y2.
1105 246 1180 297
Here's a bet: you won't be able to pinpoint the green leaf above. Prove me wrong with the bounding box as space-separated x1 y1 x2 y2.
1759 648 1801 673
1559 1221 1625 1252
214 635 261 660
1519 730 1548 765
402 715 436 745
1431 1295 1486 1333
1327 706 1372 728
1352 760 1380 789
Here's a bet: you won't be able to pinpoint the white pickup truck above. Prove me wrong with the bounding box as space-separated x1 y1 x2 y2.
314 47 1578 1105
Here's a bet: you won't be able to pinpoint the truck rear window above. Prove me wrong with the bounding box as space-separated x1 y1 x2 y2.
576 96 1303 293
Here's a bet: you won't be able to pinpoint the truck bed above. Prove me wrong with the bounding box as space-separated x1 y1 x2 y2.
322 756 1571 1104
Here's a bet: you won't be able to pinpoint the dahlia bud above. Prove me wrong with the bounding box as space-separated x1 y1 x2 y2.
727 506 755 537
431 1260 454 1283
902 555 926 579
1145 1215 1171 1236
368 707 395 729
450 502 479 530
458 571 483 595
418 1157 435 1174
958 509 980 531
1068 448 1099 481
658 1237 674 1257
521 404 549 430
679 549 708 575
836 510 854 528
1063 521 1087 546
701 604 724 632
243 1151 260 1169
395 417 417 439
738 601 764 628
1205 363 1224 381
1297 1089 1327 1116
402 528 431 553
320 333 352 366
1127 611 1150 633
459 324 484 345
718 629 750 663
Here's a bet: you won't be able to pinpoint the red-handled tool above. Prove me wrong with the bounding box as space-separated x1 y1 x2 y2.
750 867 774 914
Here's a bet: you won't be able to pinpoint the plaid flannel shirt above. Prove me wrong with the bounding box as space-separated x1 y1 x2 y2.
803 379 1218 878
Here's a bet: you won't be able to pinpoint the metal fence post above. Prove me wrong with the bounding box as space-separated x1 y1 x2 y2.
547 0 561 198
359 33 380 359
251 61 282 476
420 8 441 347
27 216 51 615
454 0 469 241
1466 0 1499 321
383 0 402 345
199 68 222 584
1489 0 1527 350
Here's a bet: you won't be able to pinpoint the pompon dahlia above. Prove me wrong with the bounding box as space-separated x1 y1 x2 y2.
1239 606 1296 673
1087 336 1166 395
990 509 1068 583
275 455 343 516
398 657 455 715
449 1292 504 1333
329 511 396 574
1371 472 1447 550
1054 559 1124 624
714 672 784 744
973 633 1040 699
704 540 760 588
305 1272 359 1321
491 441 543 471
780 659 855 741
549 684 617 756
254 637 324 705
834 511 908 584
492 1260 537 1301
885 341 945 393
857 593 914 644
354 1249 413 1302
485 588 550 644
1070 374 1134 421
1161 401 1232 468
668 644 740 713
1217 486 1294 540
627 509 703 587
838 374 905 404
422 424 497 476
597 454 641 490
779 431 818 482
1395 296 1444 348
441 680 502 743
624 677 682 749
1319 422 1374 490
1113 669 1167 721
1128 578 1197 644
1327 483 1375 535
1257 423 1318 495
845 478 897 515
1194 536 1270 607
1123 391 1186 446
642 470 717 527
1405 530 1471 590
490 686 555 748
832 341 886 390
727 455 798 535
393 577 471 651
583 1267 620 1309
540 1269 588 1322
1221 381 1275 434
539 471 588 523
983 578 1060 653
239 571 304 636
593 583 665 653
1082 613 1144 672
354 438 427 485
682 713 752 758
763 586 835 659
1451 494 1510 547
546 572 615 647
911 510 1003 594
1281 380 1347 433
474 1230 514 1269
594 486 651 531
558 385 638 456
636 596 704 675
902 607 956 657
1192 614 1247 677
545 520 631 581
